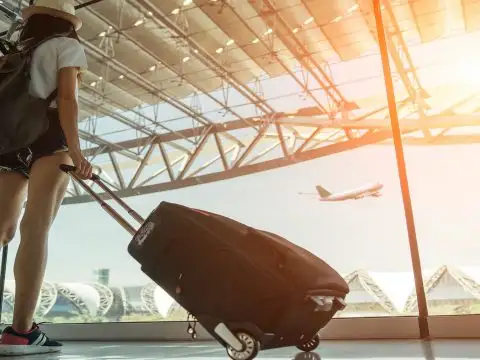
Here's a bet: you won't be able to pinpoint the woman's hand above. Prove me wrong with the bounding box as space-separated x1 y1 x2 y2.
69 150 93 180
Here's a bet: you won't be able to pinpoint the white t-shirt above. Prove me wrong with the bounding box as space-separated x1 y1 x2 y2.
29 37 88 107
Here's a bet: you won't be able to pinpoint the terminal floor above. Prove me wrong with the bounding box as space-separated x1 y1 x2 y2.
7 340 480 359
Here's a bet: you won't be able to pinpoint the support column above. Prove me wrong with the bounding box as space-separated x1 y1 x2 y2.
372 0 430 339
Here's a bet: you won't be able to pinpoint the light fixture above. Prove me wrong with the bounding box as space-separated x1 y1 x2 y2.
182 56 190 62
98 76 103 80
171 8 180 14
348 4 359 12
264 28 273 35
149 65 156 71
134 19 144 26
183 0 193 5
216 47 224 54
118 75 124 80
147 11 153 16
252 38 259 44
304 16 314 25
98 31 106 37
90 81 97 87
108 26 113 30
331 16 342 23
193 49 199 53
292 28 299 33
226 39 234 46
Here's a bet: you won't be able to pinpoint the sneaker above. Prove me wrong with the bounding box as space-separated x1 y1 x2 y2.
0 323 62 356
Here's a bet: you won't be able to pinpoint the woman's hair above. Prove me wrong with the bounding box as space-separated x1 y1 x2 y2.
18 14 82 79
18 14 79 44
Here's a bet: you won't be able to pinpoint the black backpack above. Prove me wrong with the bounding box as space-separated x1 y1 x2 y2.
0 35 61 156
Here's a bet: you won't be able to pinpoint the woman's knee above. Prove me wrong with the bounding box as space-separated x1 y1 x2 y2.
19 213 51 242
0 224 17 246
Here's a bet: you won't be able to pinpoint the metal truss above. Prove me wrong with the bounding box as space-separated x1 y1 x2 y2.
381 1 429 106
358 0 429 111
88 282 115 316
80 2 261 127
55 284 91 316
36 282 59 317
344 271 397 314
248 0 358 114
63 110 480 204
129 0 274 117
140 283 160 315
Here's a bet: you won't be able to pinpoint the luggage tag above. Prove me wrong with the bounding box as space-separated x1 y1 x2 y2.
133 221 155 247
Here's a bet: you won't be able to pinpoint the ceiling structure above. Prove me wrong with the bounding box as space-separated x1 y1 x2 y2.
1 0 480 204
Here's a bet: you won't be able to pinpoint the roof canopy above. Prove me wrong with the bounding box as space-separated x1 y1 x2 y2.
1 0 480 203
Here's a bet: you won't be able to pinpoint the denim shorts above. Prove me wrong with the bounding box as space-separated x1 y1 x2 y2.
0 110 68 178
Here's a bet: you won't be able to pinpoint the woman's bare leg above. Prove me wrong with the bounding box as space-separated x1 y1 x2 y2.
12 152 71 332
0 172 28 246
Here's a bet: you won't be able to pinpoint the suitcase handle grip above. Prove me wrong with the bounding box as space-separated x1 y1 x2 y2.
59 164 100 181
59 164 145 234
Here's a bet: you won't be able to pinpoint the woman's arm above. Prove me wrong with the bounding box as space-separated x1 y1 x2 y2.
57 67 92 179
57 68 80 153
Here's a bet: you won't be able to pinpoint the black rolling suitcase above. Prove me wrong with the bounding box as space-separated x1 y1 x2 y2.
60 165 349 360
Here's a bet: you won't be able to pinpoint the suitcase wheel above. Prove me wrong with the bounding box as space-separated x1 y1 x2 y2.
296 334 320 352
226 331 260 360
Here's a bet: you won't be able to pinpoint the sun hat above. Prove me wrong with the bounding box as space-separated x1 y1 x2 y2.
22 0 82 31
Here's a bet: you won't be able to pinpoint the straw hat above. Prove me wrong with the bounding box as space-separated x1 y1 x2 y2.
22 0 82 31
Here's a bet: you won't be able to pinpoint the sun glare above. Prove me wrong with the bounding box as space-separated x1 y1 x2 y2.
453 59 480 87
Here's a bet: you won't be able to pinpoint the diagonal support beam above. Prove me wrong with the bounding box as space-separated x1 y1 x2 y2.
232 121 271 168
158 143 175 182
128 142 156 189
176 127 212 180
380 0 429 106
108 152 126 189
214 133 229 171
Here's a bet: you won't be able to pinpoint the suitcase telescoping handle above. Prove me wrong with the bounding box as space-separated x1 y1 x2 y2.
59 164 145 236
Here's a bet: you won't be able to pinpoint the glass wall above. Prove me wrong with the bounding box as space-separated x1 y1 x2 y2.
406 144 480 316
4 143 417 324
386 17 480 317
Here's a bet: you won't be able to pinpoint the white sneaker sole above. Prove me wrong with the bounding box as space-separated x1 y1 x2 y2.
0 345 61 356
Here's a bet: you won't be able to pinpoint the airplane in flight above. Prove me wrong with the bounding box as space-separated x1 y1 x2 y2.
299 182 384 202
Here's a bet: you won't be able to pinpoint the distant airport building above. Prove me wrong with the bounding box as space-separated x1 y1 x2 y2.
1 265 479 321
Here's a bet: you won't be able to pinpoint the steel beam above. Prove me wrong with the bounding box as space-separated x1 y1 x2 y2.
378 1 430 108
251 0 357 111
81 38 210 127
200 2 330 114
81 3 253 127
81 35 244 147
81 113 480 157
374 0 429 339
130 0 274 115
63 108 480 204
63 128 403 204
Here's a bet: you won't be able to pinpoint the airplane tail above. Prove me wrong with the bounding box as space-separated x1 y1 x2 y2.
316 185 332 199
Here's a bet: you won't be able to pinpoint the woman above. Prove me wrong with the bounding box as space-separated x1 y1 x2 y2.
0 0 92 354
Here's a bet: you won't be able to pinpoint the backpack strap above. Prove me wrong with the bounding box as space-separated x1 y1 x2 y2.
47 89 58 106
21 30 74 55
